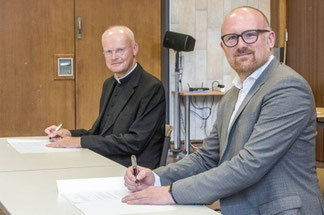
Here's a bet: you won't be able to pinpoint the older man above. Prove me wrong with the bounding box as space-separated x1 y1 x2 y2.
45 26 165 169
122 6 324 215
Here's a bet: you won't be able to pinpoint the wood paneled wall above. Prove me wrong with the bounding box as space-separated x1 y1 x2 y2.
0 0 162 136
287 0 324 162
271 0 324 161
0 0 76 136
271 0 324 106
270 0 287 48
317 123 324 162
286 0 324 106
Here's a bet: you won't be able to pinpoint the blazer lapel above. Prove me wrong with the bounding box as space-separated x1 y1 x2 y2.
101 65 142 133
227 83 263 134
219 88 240 158
221 58 280 159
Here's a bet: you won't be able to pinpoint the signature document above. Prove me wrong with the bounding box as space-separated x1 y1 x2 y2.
7 137 81 154
57 176 176 215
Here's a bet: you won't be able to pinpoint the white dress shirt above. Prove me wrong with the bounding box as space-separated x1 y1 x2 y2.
228 55 274 131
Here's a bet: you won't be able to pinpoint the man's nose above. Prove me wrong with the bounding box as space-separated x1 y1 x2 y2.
236 36 248 48
111 51 118 59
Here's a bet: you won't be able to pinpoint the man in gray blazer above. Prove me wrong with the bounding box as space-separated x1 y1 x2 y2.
45 26 165 169
122 6 324 214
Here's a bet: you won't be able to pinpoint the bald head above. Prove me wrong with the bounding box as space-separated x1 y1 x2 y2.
222 6 270 35
102 26 136 46
230 6 269 26
101 26 139 78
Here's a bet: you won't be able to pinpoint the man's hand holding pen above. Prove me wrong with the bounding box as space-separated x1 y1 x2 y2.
123 164 155 192
45 123 71 142
44 124 81 148
131 155 139 186
122 163 175 205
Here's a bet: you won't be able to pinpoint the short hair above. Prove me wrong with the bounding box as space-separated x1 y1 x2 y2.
103 25 136 46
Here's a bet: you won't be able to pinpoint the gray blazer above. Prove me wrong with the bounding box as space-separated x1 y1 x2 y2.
155 58 324 215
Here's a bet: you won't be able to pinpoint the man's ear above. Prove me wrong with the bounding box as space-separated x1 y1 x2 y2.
268 31 276 48
132 43 139 56
220 41 225 51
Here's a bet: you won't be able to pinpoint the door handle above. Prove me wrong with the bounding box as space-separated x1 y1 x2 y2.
78 17 82 39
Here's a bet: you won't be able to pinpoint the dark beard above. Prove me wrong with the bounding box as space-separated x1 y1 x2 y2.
232 48 268 75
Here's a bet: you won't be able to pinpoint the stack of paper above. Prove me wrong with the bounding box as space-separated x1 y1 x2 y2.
7 138 81 153
57 177 176 215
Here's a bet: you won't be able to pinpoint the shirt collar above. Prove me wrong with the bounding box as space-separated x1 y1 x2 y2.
232 55 274 90
114 63 138 84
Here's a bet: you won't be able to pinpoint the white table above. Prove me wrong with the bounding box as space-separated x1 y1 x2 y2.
0 137 118 172
0 137 220 215
0 166 124 215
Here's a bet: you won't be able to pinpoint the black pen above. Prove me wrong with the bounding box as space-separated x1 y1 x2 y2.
131 155 139 186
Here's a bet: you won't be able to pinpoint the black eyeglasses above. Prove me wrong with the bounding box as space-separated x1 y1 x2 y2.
221 29 270 47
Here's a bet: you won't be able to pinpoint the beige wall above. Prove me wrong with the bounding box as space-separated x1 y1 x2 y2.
169 0 270 140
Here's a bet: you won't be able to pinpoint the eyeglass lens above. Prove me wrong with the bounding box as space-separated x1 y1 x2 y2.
103 48 126 57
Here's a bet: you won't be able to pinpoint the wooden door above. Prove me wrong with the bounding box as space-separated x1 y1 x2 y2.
286 0 324 161
317 124 324 162
0 0 75 136
287 0 324 106
75 0 162 129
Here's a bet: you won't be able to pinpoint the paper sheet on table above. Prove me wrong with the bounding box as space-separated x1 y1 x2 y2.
7 138 81 153
57 177 176 215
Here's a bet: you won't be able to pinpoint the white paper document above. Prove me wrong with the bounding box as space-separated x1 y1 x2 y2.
57 177 176 215
7 138 81 154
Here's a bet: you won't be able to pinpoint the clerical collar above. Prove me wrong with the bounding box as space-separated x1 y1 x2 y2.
114 63 138 84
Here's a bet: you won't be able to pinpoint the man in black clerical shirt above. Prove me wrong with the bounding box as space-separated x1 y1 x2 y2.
45 26 165 169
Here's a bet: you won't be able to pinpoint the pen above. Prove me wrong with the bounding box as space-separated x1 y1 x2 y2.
131 155 139 185
49 123 63 141
55 123 63 131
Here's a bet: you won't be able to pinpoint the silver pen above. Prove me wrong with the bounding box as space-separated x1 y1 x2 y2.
131 155 139 185
55 123 63 131
49 123 63 141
